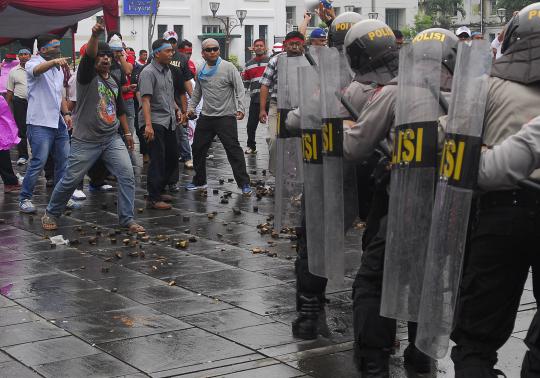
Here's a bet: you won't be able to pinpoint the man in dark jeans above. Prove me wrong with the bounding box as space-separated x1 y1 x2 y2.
6 48 31 165
186 38 251 194
242 39 269 155
139 38 182 210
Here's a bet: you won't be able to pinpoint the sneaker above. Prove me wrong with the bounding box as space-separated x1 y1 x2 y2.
168 184 180 193
72 189 87 200
19 199 36 214
184 160 193 169
4 184 21 193
66 199 82 210
207 154 214 160
89 184 114 192
16 173 24 185
241 184 252 195
16 157 27 165
244 148 257 155
185 183 207 191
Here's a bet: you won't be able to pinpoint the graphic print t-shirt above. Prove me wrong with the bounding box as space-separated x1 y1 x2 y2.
72 54 126 143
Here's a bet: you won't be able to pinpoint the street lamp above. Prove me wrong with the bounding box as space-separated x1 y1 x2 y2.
344 5 355 12
209 1 247 60
497 8 506 23
368 12 378 19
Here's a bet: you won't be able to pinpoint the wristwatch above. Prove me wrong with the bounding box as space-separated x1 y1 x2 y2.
62 111 72 116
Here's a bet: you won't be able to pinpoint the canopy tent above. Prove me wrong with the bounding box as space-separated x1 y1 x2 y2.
0 0 119 45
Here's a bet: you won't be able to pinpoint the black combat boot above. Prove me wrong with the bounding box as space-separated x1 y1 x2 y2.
455 366 507 377
292 295 320 340
353 346 390 378
403 343 432 373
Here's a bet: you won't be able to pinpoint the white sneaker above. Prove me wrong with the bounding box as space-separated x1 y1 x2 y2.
184 160 193 169
72 189 87 200
16 157 27 165
66 199 82 210
16 173 24 185
207 154 214 160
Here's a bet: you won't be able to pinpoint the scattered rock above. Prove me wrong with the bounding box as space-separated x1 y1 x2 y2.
168 280 176 286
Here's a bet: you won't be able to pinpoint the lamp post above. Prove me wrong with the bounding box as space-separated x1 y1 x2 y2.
209 2 247 60
497 8 506 24
344 5 355 12
368 12 378 19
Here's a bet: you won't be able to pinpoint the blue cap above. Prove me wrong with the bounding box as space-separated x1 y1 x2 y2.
310 28 327 39
471 31 482 37
18 49 31 55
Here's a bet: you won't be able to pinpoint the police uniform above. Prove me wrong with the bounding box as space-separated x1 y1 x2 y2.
450 5 540 376
344 27 458 377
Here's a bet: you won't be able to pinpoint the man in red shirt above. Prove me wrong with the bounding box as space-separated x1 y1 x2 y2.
241 39 269 154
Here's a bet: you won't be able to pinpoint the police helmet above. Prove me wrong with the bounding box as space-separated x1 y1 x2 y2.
412 28 459 73
501 2 540 54
344 20 397 74
328 12 364 48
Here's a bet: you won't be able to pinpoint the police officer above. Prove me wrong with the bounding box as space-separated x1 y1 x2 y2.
344 28 458 377
290 11 365 341
449 4 540 377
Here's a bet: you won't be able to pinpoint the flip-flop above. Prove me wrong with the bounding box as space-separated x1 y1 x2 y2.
41 213 58 231
127 223 145 233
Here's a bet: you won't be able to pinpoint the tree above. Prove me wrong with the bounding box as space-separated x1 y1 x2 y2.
497 0 535 14
402 14 434 40
423 0 466 29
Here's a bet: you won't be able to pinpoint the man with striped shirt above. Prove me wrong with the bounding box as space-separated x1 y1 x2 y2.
242 39 269 154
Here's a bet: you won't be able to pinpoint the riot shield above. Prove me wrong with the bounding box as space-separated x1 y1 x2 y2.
416 41 492 359
274 55 310 232
380 42 443 322
319 47 354 287
298 64 326 278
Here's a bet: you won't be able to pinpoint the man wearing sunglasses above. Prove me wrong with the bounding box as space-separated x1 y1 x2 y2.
42 23 143 233
186 38 251 194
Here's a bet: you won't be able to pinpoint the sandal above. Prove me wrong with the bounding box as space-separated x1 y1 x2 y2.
126 222 145 233
41 213 58 231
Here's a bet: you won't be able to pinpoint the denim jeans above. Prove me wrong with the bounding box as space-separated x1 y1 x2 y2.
20 120 70 201
123 98 137 165
47 134 135 227
178 125 192 161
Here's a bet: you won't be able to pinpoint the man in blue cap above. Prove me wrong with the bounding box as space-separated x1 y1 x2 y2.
309 27 327 46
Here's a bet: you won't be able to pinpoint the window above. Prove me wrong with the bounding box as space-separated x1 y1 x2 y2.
202 25 222 34
354 7 362 14
286 6 296 25
385 9 404 30
490 0 497 15
334 7 341 15
245 25 253 63
489 33 496 42
173 25 183 42
259 25 268 45
157 24 168 38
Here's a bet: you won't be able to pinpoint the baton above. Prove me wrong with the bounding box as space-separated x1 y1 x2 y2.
335 90 359 120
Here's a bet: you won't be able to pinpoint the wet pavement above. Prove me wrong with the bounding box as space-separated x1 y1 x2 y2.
0 117 535 377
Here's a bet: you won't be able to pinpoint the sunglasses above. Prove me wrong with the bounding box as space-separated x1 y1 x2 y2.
203 47 220 52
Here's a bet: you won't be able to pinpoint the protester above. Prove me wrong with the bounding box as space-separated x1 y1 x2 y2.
18 34 73 214
456 26 472 41
242 39 270 155
271 42 284 57
138 50 148 65
393 29 404 47
139 38 182 209
0 95 21 192
309 28 327 46
0 53 19 97
5 48 31 165
186 38 251 194
41 23 142 232
471 31 484 40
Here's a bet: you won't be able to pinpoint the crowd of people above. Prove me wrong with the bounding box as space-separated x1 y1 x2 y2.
1 2 540 377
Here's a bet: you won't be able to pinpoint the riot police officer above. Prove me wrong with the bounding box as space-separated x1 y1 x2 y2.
449 4 540 377
344 28 458 377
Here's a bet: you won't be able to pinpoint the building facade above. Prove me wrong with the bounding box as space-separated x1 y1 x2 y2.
451 0 506 40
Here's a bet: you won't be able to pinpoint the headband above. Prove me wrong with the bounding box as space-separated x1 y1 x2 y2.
18 49 31 55
42 41 60 49
152 43 172 56
179 47 193 53
284 37 304 44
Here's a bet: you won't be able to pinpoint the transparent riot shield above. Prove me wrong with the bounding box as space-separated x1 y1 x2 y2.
319 47 353 287
298 64 326 277
416 41 492 359
380 42 443 322
274 55 310 232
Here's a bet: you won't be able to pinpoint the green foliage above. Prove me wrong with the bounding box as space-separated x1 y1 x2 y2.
228 54 242 71
424 0 466 28
402 14 434 40
497 0 536 14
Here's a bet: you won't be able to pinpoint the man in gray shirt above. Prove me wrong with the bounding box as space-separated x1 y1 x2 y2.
186 38 251 194
139 38 182 209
